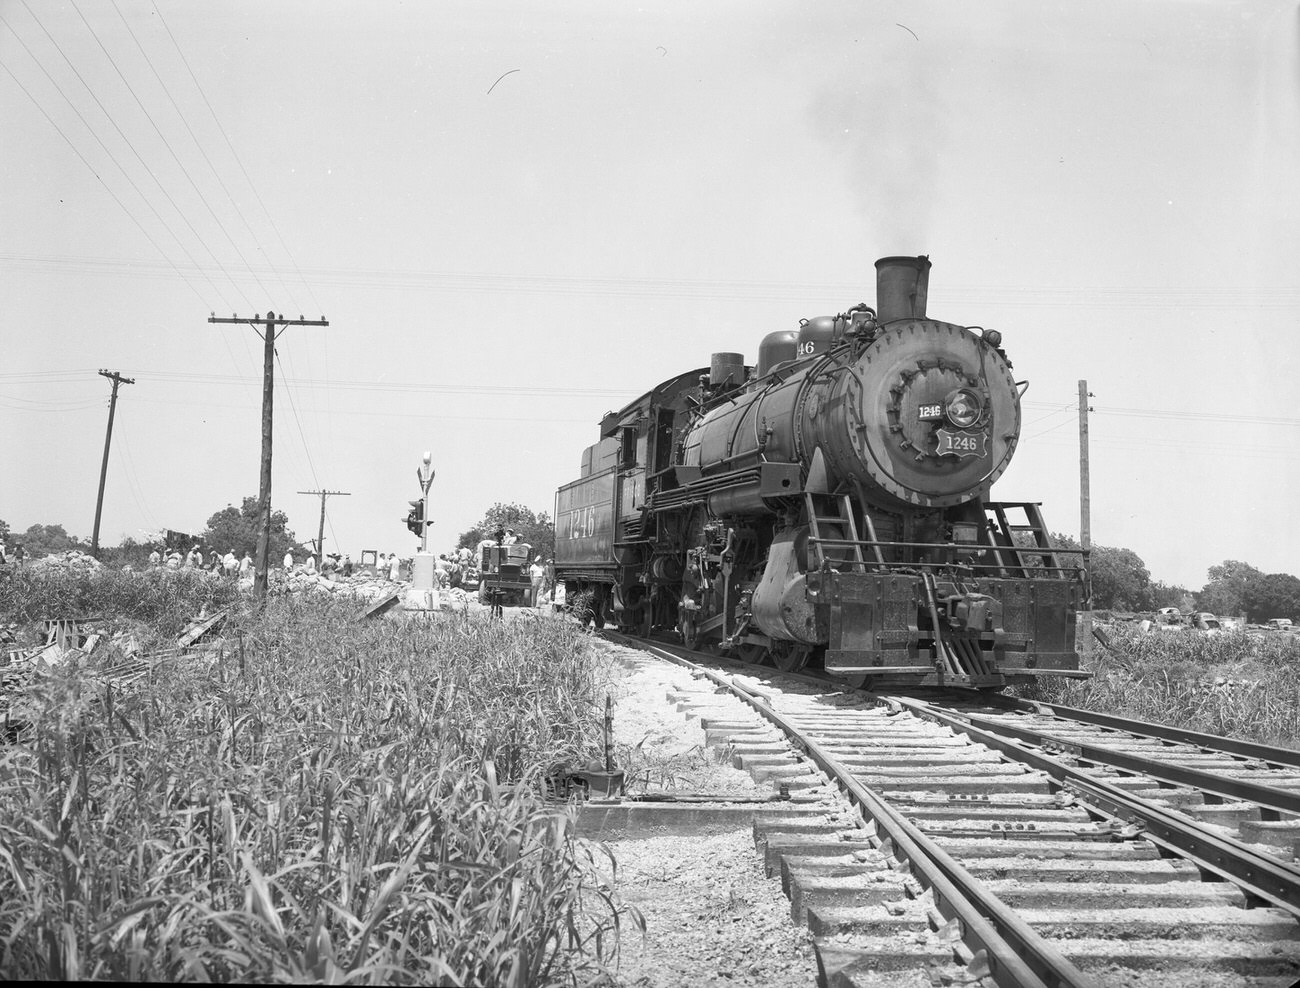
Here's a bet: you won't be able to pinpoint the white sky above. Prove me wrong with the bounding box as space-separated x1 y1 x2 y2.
2 0 1297 589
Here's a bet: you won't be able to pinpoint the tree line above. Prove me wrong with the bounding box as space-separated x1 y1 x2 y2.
2 511 1294 621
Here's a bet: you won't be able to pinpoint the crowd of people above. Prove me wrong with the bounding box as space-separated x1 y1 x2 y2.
2 532 558 604
133 545 414 582
143 545 254 577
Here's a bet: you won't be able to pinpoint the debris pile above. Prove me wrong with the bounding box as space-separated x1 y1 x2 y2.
28 550 104 574
279 571 408 602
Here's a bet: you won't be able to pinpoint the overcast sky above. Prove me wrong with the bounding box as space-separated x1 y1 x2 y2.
2 0 1297 589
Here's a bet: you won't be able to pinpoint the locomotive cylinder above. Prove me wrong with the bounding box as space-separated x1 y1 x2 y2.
875 255 931 322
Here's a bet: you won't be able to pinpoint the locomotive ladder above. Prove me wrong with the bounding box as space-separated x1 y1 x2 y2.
804 493 872 571
984 501 1065 578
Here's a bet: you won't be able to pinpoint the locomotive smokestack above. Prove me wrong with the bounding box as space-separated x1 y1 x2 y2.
875 255 931 323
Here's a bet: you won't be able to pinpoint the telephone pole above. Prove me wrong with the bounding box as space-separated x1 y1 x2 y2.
298 489 351 566
1079 380 1094 653
208 310 328 600
91 369 135 558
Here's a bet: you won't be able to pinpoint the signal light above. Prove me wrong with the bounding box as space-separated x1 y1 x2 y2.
405 498 425 535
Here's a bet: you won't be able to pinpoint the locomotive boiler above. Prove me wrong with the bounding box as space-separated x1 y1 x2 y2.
555 256 1086 689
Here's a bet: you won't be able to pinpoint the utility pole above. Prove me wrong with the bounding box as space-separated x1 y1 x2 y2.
208 310 328 600
298 489 351 566
1079 380 1094 654
91 369 135 558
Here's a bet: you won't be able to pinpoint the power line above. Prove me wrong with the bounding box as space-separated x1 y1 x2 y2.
209 311 329 600
151 0 324 317
0 48 218 309
11 2 249 310
297 489 350 565
69 0 279 307
109 0 304 315
4 251 1299 309
91 369 135 556
274 349 324 490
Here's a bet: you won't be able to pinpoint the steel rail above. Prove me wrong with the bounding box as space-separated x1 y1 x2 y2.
892 695 1300 920
950 708 1300 818
991 695 1300 770
606 633 1096 988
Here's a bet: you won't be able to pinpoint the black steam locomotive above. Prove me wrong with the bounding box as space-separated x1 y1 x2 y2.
554 256 1085 689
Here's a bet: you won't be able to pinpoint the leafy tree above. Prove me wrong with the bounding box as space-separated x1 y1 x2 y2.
17 523 86 559
99 536 153 570
1197 560 1262 617
1088 545 1154 611
1037 533 1152 610
1240 572 1300 623
457 502 555 561
202 497 297 561
1150 580 1194 611
0 519 10 543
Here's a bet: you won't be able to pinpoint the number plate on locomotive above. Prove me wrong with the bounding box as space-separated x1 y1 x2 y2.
936 428 987 458
917 403 943 421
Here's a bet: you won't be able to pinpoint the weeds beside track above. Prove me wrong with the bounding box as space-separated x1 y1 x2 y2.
1016 627 1300 749
0 591 631 984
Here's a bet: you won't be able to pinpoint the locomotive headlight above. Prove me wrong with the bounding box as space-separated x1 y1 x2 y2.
944 388 984 428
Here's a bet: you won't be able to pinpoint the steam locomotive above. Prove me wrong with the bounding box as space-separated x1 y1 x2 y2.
554 256 1085 689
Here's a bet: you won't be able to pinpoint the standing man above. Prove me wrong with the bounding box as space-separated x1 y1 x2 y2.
529 555 546 608
12 544 24 569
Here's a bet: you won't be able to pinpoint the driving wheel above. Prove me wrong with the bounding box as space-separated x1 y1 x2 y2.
768 640 811 673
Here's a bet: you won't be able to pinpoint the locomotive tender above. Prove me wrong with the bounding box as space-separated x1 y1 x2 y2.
555 256 1085 689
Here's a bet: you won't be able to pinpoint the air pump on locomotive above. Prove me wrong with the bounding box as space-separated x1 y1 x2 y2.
554 256 1086 689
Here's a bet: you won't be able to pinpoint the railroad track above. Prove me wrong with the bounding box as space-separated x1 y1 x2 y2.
605 632 1300 988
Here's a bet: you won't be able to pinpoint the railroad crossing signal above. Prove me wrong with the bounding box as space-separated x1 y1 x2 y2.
405 499 427 535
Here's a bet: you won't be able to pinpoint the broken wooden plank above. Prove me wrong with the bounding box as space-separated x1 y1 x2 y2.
360 591 401 620
177 610 227 649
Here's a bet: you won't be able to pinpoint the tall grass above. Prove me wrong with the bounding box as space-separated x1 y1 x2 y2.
1020 628 1300 749
0 595 630 983
0 567 244 641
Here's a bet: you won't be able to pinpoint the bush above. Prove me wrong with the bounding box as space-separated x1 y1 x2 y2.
0 597 632 983
1020 628 1300 748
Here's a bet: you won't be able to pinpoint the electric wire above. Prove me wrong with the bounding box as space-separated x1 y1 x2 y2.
0 48 220 310
75 0 284 309
13 1 251 311
109 0 304 316
151 0 325 317
64 0 268 309
273 348 324 491
116 433 161 531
